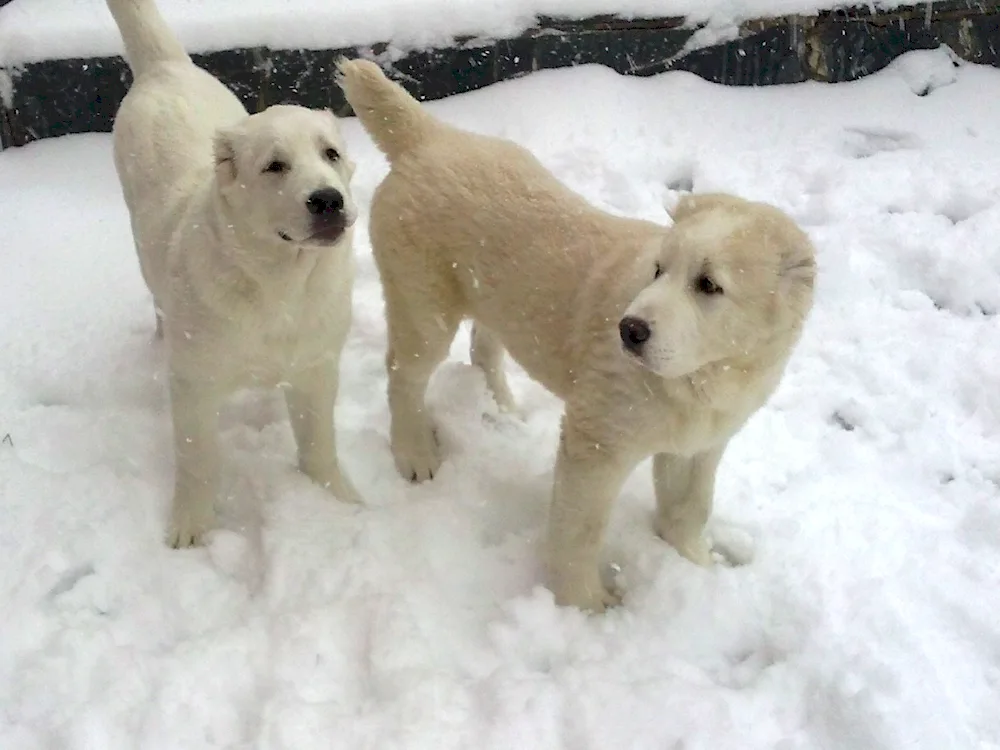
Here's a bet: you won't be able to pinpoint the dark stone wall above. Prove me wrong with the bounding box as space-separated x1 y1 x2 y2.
2 2 1000 149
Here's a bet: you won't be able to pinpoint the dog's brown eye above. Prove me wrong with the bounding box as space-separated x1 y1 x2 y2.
696 275 723 295
264 160 288 174
654 262 664 280
325 148 340 162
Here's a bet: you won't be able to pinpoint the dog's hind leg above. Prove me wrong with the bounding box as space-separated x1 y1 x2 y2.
383 292 461 483
652 445 725 566
470 322 515 413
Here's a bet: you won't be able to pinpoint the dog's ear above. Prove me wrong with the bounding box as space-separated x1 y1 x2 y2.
778 235 817 297
670 193 745 222
213 127 239 185
780 245 816 287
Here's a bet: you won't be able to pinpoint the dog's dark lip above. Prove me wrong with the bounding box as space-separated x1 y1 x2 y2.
277 225 344 245
279 214 354 246
622 343 642 360
621 341 651 369
306 224 346 245
306 214 354 245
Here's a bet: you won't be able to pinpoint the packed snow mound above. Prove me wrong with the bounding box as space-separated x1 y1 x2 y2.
885 44 962 96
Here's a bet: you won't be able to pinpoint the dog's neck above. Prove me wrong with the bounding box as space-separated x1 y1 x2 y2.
174 181 328 323
672 329 802 412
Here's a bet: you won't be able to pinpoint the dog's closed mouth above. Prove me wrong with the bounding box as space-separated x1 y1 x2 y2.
622 344 646 365
307 212 358 245
621 342 657 372
307 222 347 244
278 219 351 245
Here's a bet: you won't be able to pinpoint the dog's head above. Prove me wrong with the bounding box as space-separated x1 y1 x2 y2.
619 193 815 379
213 104 357 249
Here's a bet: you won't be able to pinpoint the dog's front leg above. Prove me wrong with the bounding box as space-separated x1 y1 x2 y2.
167 376 222 548
285 358 361 505
652 445 725 566
546 425 634 612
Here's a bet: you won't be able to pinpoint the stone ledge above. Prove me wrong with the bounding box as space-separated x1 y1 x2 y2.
2 1 999 149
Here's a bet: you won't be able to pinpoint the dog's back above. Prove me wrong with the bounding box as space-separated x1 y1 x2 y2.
340 59 667 396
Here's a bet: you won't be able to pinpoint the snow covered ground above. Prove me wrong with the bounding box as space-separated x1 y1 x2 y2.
2 47 1000 749
0 0 913 67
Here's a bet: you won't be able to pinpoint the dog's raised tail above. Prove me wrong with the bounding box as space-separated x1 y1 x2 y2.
105 0 189 80
336 59 434 162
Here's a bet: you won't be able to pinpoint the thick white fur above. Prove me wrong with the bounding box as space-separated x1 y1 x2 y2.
338 59 816 612
107 0 362 547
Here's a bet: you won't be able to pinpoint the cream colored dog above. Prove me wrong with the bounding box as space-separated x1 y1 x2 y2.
107 0 362 547
337 59 816 612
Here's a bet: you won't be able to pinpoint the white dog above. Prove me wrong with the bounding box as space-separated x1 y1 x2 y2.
337 59 816 612
107 0 362 547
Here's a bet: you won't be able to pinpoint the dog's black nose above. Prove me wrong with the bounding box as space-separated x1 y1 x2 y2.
306 188 344 215
619 316 651 354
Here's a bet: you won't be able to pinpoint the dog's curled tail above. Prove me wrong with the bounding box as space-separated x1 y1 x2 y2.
336 58 434 162
106 0 189 80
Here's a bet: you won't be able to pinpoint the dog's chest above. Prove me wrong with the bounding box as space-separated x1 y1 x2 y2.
235 286 347 382
622 391 755 458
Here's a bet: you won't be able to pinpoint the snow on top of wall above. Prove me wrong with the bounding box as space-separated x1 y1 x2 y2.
0 0 910 67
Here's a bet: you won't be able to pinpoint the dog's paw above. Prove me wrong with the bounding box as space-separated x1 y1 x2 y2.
329 478 363 505
392 425 442 483
552 575 622 614
166 497 216 548
489 384 518 415
305 463 364 505
708 524 755 567
483 405 527 431
562 586 622 614
495 398 529 425
656 522 715 567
